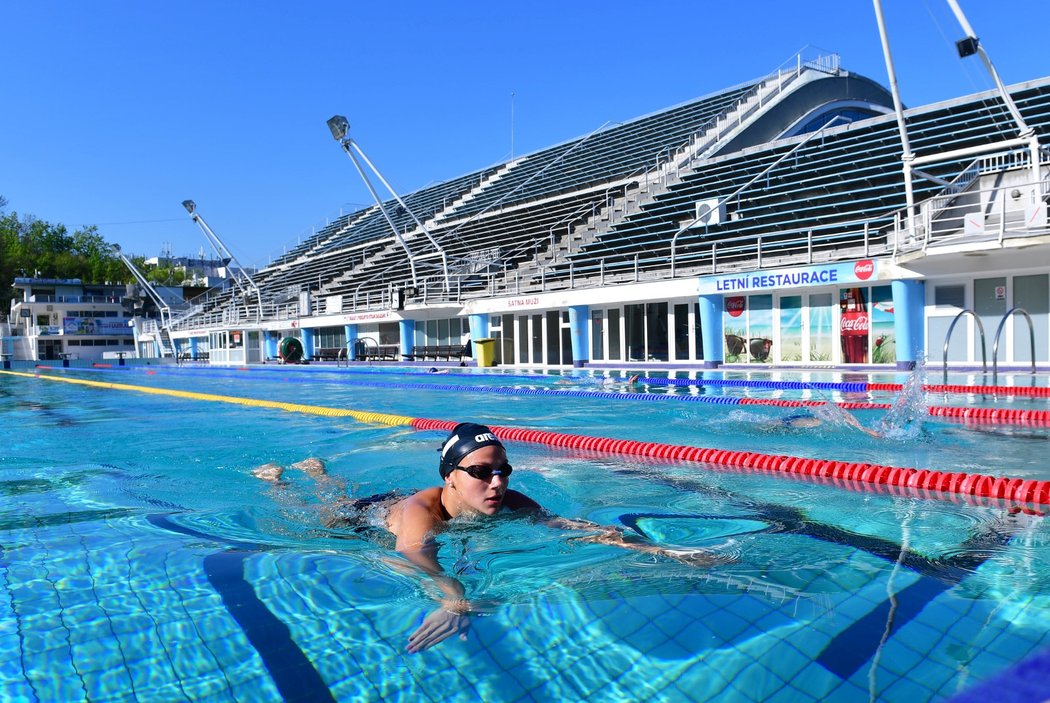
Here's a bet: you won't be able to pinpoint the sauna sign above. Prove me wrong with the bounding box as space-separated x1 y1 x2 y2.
699 260 877 295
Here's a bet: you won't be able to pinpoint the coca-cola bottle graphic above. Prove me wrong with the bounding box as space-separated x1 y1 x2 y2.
840 287 869 363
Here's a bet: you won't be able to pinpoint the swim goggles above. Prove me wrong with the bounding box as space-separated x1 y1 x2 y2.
454 463 513 480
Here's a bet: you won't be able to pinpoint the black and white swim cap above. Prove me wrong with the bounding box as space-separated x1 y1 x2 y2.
438 422 504 478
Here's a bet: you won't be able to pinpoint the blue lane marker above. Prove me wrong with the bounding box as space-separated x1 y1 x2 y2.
148 515 335 702
204 551 336 703
815 577 949 679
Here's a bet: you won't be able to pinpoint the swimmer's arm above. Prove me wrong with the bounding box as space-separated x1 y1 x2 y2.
394 501 467 605
514 497 723 565
842 411 881 437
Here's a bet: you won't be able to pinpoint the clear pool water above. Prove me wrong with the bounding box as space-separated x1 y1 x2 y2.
1 364 1048 702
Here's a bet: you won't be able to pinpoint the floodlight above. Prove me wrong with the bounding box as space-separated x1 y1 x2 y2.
182 200 196 215
327 115 350 142
956 36 979 58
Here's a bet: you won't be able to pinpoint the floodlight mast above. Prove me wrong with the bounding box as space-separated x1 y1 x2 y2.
181 200 262 323
111 245 173 328
326 116 451 293
873 0 1042 232
944 0 1040 181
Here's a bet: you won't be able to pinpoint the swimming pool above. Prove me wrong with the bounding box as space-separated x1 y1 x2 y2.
1 363 1048 702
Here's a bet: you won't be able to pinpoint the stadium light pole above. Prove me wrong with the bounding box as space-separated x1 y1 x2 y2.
111 244 173 329
944 0 1040 183
872 0 918 237
326 116 451 292
181 200 262 323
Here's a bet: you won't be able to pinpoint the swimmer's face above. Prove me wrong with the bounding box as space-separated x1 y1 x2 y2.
444 444 510 516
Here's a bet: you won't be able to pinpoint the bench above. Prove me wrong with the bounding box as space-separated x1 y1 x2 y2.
314 347 347 361
407 343 472 361
177 351 210 362
356 344 401 361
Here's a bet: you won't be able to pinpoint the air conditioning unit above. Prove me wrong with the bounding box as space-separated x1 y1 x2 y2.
692 198 725 227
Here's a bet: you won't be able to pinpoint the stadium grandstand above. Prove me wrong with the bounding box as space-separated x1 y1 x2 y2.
164 48 1050 372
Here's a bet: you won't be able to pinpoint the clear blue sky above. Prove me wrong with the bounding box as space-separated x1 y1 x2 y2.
3 1 1047 268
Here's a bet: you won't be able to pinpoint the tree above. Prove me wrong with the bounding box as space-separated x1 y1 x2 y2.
0 196 135 315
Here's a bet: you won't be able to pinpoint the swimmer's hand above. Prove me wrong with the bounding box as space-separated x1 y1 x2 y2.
407 601 471 653
659 547 733 567
568 526 728 567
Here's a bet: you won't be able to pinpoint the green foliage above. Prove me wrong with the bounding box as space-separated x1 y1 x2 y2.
0 197 133 314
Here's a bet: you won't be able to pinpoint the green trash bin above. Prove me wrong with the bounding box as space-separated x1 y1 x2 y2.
474 338 497 367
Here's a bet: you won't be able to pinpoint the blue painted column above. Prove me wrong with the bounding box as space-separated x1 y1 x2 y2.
698 293 724 368
568 305 590 368
344 324 358 361
301 328 316 361
190 337 200 359
469 314 490 363
891 279 925 371
399 319 413 359
264 334 277 361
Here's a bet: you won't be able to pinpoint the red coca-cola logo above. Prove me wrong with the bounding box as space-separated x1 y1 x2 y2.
840 312 869 335
725 296 745 318
854 260 874 280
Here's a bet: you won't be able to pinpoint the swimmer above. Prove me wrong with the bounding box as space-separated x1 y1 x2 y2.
427 367 449 374
767 409 880 437
265 423 722 653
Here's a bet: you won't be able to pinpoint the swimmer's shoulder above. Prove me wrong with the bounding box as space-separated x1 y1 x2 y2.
502 489 543 513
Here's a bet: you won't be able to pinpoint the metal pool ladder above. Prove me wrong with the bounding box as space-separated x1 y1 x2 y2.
942 306 1037 386
992 306 1036 385
942 309 987 385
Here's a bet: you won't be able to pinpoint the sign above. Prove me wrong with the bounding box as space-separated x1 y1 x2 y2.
698 260 878 295
995 286 1006 301
62 317 130 335
725 296 745 317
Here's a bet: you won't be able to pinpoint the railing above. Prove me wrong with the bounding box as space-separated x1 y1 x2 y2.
639 49 840 189
27 294 124 304
892 171 1050 256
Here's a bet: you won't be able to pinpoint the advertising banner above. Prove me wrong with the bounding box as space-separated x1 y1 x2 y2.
62 317 129 335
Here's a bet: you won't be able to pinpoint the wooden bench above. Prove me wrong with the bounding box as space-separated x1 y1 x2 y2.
407 343 472 361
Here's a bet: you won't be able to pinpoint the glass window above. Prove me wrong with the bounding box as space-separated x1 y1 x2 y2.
934 285 965 308
673 303 690 361
646 302 668 361
591 310 605 361
608 309 622 361
625 304 645 362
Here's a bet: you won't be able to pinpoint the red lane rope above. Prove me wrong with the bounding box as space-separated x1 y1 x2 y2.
867 382 1050 398
735 397 1050 424
409 418 1050 508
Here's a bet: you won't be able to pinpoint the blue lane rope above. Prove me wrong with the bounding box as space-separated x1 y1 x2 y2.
56 365 746 406
162 364 873 394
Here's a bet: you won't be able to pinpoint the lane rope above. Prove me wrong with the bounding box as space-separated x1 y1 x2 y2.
4 368 1048 508
22 364 1050 426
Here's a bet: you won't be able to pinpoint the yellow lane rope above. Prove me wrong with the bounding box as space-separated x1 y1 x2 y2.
0 369 415 427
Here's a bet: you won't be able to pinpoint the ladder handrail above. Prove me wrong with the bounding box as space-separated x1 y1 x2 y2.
942 309 987 384
992 306 1037 385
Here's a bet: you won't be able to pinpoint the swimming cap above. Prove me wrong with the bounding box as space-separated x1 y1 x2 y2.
438 422 504 478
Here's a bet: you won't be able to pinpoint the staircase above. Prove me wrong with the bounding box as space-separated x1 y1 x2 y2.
500 52 841 292
158 327 175 358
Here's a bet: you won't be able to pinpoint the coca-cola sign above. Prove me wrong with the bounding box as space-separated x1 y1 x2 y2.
725 296 745 317
854 260 874 280
840 312 870 335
